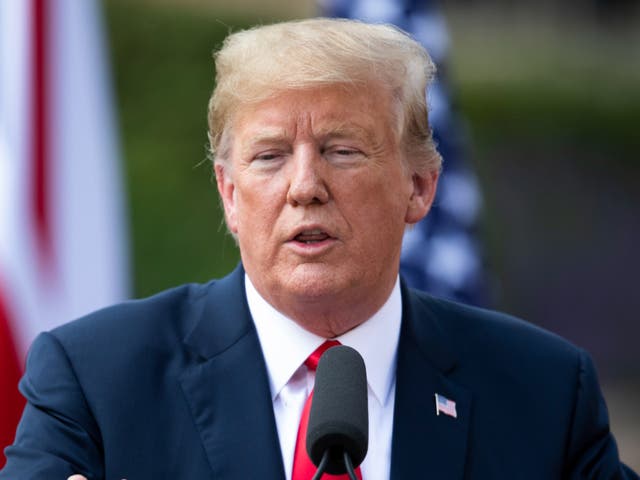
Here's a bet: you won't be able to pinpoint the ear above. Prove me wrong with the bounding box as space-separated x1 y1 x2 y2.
405 170 439 224
214 163 239 234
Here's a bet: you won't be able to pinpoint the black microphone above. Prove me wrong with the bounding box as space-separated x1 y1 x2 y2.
306 345 368 477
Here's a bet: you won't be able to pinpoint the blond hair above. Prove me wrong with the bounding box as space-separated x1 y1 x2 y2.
208 18 442 175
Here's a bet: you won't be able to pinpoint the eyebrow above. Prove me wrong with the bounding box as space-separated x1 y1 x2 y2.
315 123 378 145
247 128 290 145
240 122 378 156
239 128 291 157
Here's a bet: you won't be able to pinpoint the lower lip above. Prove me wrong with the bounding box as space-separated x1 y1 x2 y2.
286 237 337 255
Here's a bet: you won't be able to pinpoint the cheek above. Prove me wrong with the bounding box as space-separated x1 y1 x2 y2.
342 168 410 215
235 179 282 233
357 184 410 244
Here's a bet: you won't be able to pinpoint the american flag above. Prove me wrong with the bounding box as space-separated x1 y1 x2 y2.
435 393 457 418
0 0 129 466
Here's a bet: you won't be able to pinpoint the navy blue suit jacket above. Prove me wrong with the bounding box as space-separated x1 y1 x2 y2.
1 265 637 479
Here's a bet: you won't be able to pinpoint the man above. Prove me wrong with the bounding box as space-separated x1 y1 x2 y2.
1 18 637 479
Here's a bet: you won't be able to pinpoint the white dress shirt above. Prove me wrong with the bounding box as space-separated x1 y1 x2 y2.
246 274 402 480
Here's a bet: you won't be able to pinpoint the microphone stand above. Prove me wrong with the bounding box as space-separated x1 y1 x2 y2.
311 451 329 480
311 450 358 480
343 451 358 480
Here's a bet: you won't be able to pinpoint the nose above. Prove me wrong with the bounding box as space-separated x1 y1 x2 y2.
286 147 329 206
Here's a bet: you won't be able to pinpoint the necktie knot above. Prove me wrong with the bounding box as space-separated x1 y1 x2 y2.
305 340 341 371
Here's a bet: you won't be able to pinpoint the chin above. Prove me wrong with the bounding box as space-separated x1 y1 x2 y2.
287 278 338 301
284 265 347 300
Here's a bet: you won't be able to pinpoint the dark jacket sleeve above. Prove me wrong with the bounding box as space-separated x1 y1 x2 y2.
0 332 103 480
565 349 638 479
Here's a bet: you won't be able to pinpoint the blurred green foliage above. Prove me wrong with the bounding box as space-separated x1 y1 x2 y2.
450 19 640 160
106 2 245 296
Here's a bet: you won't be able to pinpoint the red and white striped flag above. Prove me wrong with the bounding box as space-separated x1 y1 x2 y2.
435 393 457 418
0 0 129 465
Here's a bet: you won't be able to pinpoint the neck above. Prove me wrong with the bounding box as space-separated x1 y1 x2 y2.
251 275 398 338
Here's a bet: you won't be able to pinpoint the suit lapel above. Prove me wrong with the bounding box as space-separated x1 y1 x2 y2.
390 285 471 480
179 266 286 480
177 268 471 479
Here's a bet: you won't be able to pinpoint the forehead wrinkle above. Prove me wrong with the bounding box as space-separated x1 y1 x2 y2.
249 126 290 144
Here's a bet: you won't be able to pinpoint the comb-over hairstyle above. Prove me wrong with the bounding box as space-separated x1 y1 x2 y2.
208 18 442 175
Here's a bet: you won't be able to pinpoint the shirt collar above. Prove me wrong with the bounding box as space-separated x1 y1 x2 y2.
246 274 402 407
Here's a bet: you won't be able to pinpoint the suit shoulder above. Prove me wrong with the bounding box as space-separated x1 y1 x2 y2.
410 289 582 370
49 281 215 353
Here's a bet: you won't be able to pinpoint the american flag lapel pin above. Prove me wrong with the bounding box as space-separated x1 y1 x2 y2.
434 393 457 419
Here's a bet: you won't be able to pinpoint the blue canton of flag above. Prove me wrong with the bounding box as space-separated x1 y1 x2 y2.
435 393 457 418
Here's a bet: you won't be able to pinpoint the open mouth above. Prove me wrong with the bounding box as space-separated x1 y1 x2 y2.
293 229 331 244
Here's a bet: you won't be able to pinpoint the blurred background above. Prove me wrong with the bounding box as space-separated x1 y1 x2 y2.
1 0 638 469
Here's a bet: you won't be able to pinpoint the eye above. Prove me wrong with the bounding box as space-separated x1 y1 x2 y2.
323 145 366 166
248 149 288 173
334 148 359 156
323 145 362 156
254 151 284 162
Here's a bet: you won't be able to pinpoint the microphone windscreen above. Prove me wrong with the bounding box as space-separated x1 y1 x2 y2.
306 345 368 474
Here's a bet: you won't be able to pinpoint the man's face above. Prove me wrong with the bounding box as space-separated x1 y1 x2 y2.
216 84 437 331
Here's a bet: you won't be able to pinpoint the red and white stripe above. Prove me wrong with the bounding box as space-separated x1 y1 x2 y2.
0 0 129 465
435 393 457 418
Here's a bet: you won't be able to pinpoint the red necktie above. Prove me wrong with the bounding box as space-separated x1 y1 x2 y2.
291 340 363 480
